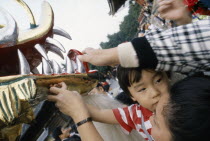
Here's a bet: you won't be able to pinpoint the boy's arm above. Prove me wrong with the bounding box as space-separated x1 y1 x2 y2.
87 104 118 124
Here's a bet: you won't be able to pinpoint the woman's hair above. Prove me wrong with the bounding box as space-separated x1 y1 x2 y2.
165 75 210 141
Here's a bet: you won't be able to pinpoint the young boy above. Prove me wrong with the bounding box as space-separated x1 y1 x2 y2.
49 66 169 141
111 66 169 140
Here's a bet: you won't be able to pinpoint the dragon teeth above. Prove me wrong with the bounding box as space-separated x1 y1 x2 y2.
76 57 86 73
66 57 75 73
34 44 49 61
45 44 64 59
17 49 31 75
51 60 62 74
31 67 40 74
42 57 52 75
45 37 66 53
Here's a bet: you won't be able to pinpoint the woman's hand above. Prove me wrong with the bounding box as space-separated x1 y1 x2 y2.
48 82 104 141
48 82 89 122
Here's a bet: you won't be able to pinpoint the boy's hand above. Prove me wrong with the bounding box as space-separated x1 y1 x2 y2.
48 82 90 122
78 47 119 66
158 0 192 25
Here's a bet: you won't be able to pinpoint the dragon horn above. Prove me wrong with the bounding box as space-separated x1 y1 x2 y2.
15 0 36 28
66 57 75 73
18 1 53 44
34 44 49 61
53 26 72 40
0 8 18 48
45 37 66 53
42 58 52 75
17 49 31 75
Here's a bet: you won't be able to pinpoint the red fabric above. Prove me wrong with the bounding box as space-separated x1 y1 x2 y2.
183 0 198 7
123 106 136 130
113 104 153 140
183 0 210 15
101 82 109 87
67 49 90 73
113 109 133 133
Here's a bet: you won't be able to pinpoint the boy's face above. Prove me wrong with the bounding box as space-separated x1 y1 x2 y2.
128 70 169 111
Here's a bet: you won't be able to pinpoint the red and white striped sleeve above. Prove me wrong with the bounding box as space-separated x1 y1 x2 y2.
113 104 153 140
113 104 137 134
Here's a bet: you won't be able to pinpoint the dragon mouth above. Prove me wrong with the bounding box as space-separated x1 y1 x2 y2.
0 1 100 139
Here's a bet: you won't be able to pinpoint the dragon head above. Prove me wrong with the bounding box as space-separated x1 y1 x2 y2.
0 1 71 76
0 1 99 140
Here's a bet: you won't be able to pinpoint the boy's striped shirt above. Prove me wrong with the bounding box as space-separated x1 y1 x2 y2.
113 104 153 141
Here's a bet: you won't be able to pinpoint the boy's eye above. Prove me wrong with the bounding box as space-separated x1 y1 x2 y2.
155 78 162 83
138 88 146 92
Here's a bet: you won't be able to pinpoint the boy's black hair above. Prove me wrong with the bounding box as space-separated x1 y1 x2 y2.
166 75 210 141
117 65 143 97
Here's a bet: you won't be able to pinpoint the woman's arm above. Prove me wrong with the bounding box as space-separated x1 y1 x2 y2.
78 19 210 74
48 82 104 141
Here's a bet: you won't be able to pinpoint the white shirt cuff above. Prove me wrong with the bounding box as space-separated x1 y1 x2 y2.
117 42 139 68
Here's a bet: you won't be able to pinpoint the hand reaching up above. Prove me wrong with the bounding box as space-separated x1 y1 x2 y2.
78 47 119 66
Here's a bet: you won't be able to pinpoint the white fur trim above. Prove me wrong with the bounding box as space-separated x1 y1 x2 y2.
117 42 139 67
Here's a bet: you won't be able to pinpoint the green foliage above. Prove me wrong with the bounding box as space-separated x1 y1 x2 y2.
100 2 141 49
